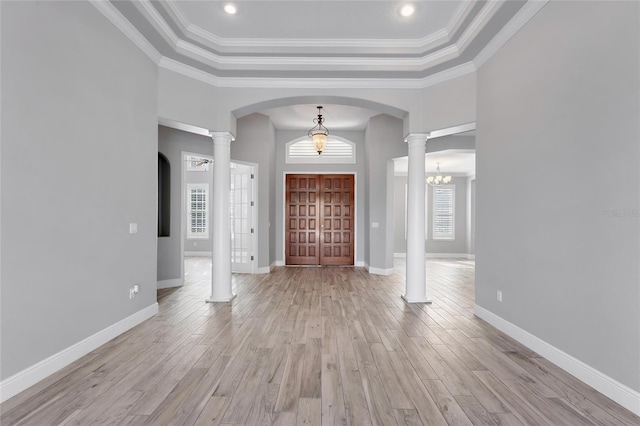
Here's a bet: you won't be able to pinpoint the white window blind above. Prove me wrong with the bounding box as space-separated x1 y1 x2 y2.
286 137 355 164
433 185 455 240
187 183 209 239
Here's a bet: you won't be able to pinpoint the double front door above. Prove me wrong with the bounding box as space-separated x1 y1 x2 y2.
286 174 354 266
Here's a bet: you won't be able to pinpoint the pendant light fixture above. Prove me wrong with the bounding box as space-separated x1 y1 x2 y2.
307 106 329 155
426 162 452 186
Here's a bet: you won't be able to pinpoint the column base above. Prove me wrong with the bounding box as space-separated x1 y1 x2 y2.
401 294 432 304
206 293 236 303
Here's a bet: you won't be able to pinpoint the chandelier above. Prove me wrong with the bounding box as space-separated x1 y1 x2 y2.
308 106 329 155
426 162 452 186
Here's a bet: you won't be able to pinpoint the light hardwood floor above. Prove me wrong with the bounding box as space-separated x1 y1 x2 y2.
1 258 638 425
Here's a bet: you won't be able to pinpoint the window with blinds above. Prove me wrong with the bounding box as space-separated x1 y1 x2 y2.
187 183 209 239
286 137 356 164
433 185 455 240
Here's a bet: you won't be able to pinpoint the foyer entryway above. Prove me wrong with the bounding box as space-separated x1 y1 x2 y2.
285 174 354 266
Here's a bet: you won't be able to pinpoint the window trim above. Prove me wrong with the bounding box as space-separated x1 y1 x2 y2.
187 183 209 239
432 184 455 241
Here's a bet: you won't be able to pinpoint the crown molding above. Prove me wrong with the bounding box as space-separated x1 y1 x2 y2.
95 0 540 90
159 56 221 86
474 0 549 69
140 1 500 72
134 0 180 48
160 57 476 90
187 22 451 51
165 0 471 52
89 0 161 64
457 0 505 52
161 0 191 34
447 1 478 37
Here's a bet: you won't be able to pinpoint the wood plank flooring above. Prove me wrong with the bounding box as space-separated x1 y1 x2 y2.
1 258 638 425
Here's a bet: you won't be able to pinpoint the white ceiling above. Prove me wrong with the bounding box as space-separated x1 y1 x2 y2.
394 150 475 176
178 1 463 40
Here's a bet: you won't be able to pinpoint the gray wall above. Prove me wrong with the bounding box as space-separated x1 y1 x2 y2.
476 1 639 391
157 126 213 282
365 115 406 271
275 129 366 265
1 1 158 379
468 178 475 254
232 113 276 270
394 176 471 255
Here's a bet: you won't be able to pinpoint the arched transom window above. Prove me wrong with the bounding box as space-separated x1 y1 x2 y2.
286 136 356 164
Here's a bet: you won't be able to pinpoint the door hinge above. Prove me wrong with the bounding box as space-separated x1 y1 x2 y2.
251 255 254 261
251 174 254 179
251 228 254 234
250 201 254 207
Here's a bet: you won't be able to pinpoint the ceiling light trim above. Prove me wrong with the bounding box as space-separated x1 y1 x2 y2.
162 0 463 52
186 22 451 50
159 57 476 90
127 0 507 74
174 37 461 71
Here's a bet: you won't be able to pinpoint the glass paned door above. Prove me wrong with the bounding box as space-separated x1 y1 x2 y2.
230 163 254 273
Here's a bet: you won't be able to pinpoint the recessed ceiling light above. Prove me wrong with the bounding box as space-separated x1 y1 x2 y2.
400 4 415 17
224 4 237 15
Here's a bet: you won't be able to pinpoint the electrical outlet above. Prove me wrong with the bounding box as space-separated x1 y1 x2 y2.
497 290 503 302
129 285 140 299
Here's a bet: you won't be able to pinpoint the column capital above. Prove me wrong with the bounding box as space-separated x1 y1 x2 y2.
404 133 430 144
209 131 235 145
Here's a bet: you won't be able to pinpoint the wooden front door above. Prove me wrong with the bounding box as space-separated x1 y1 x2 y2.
286 174 354 266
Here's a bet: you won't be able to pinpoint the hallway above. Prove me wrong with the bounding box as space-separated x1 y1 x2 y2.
1 259 637 425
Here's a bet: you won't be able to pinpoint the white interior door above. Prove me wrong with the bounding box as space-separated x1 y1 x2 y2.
230 162 255 273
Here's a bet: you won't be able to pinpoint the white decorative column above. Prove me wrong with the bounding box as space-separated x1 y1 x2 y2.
403 134 431 303
207 132 236 303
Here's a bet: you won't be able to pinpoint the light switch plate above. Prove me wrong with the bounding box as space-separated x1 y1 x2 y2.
129 223 138 234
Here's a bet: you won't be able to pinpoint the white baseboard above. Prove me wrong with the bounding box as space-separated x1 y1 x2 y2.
256 266 270 274
0 303 158 403
427 253 475 259
355 261 365 267
474 304 640 416
367 266 395 276
274 260 285 267
393 253 475 260
185 251 212 257
157 278 183 289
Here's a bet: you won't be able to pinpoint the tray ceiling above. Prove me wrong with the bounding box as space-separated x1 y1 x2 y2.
109 0 530 80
